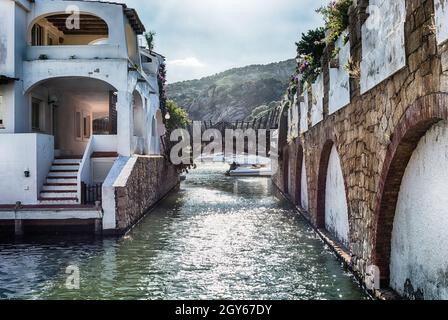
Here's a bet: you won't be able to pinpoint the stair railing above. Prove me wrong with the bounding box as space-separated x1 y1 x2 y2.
77 136 94 204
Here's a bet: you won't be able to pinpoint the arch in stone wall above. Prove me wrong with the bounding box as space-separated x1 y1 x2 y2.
282 146 290 195
316 140 335 228
294 143 304 206
316 140 350 247
373 94 448 296
300 154 309 211
277 104 289 159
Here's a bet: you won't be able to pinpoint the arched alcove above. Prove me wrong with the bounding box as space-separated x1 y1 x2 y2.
294 145 304 206
283 146 290 195
317 141 349 247
132 91 144 138
300 156 309 211
389 120 448 299
373 94 448 299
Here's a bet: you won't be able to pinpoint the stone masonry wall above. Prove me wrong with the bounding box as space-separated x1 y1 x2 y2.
114 156 179 233
274 0 448 298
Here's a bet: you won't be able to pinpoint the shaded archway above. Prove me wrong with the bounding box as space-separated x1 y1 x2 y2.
277 104 289 160
373 94 448 290
26 76 117 156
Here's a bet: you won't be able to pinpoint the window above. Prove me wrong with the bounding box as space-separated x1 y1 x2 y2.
31 24 44 46
0 95 4 128
31 99 42 131
83 115 91 139
75 111 82 140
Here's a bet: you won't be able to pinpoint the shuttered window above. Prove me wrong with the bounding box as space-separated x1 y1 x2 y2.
83 115 91 139
31 98 42 131
75 111 82 140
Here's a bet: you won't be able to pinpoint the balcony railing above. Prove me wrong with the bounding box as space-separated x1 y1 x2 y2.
26 44 125 61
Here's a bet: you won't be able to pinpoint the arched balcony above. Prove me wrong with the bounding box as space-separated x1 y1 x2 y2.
26 12 124 60
29 13 109 46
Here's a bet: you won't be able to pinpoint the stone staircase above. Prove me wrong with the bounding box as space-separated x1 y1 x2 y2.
39 156 82 205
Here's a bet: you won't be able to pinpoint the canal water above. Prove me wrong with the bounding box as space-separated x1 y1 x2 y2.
0 163 367 300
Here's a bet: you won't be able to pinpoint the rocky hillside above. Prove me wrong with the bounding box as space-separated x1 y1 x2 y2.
167 59 296 122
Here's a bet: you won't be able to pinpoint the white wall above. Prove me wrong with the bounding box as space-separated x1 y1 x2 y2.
0 83 14 133
434 0 448 45
26 45 122 60
0 0 15 77
329 31 350 114
311 73 324 126
287 102 299 141
102 156 130 230
390 120 448 300
360 0 406 94
301 156 309 211
36 134 54 195
14 1 27 78
325 145 349 247
0 133 53 204
56 93 92 156
23 59 129 93
300 90 308 133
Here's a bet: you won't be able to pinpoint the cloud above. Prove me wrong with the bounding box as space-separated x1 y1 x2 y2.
110 0 328 82
167 57 206 68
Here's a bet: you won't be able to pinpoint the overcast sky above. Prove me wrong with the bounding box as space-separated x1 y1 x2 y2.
113 0 327 83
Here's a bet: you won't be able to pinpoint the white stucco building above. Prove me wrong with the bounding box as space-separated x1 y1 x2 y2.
0 0 170 233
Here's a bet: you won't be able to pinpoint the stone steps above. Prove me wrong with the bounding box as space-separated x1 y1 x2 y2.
39 157 81 205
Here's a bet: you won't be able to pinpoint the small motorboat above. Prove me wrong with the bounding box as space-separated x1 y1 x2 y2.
226 162 272 177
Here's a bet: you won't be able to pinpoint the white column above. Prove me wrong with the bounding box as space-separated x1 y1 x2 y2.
116 91 132 156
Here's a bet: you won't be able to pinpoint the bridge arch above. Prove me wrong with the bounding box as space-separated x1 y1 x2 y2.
277 103 289 159
316 140 350 248
282 145 291 195
294 143 304 207
373 94 448 298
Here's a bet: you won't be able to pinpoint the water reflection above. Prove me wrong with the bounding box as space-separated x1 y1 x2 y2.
0 163 367 300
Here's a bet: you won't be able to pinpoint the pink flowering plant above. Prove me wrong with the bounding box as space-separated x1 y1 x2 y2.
317 0 353 44
295 28 326 86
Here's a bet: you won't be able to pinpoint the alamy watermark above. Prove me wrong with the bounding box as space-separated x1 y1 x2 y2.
65 5 81 30
169 121 279 172
65 265 80 290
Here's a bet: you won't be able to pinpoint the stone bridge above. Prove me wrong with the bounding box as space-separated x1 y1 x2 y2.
184 107 283 157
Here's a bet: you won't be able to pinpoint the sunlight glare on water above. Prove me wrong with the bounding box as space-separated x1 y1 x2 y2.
0 163 367 300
